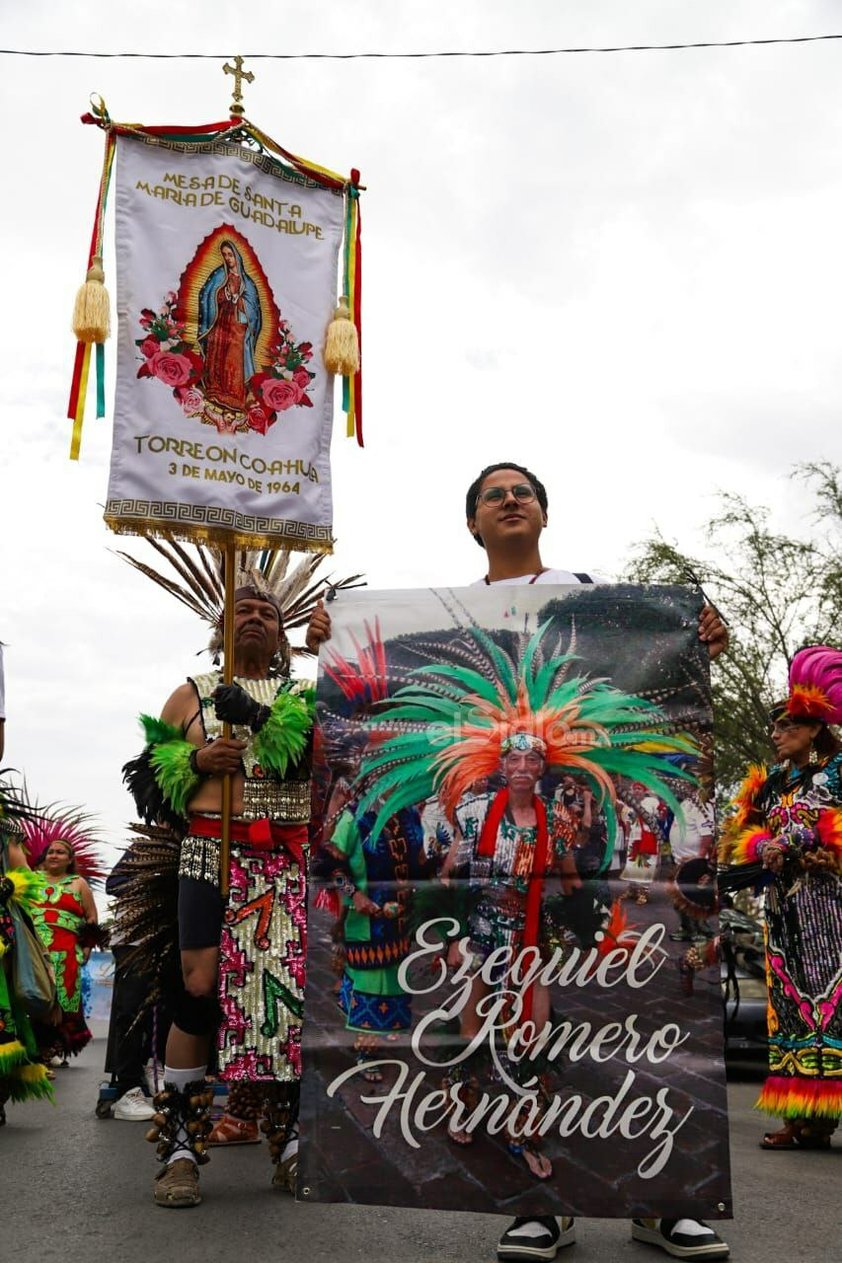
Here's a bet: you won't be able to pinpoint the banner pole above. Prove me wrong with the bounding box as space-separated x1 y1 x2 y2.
220 539 236 897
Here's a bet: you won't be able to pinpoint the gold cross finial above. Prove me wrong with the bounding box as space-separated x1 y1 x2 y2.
223 55 255 120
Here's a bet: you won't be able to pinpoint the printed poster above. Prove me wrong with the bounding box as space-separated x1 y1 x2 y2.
300 584 732 1219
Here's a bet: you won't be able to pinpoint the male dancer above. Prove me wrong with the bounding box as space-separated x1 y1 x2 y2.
125 583 329 1207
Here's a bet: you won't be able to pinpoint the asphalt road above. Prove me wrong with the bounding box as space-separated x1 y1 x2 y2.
2 1035 838 1263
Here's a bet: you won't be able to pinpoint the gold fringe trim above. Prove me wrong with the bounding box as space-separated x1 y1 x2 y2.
103 517 334 556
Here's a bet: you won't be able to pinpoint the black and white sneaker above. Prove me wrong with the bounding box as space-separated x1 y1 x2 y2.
497 1216 576 1261
631 1219 729 1259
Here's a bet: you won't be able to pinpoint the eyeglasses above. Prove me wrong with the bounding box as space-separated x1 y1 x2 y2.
475 483 537 508
767 717 806 735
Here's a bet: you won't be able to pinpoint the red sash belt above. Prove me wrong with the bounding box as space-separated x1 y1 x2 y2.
188 815 307 868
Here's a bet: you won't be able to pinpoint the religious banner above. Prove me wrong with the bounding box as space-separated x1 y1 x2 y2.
107 135 346 550
69 95 363 551
300 583 732 1220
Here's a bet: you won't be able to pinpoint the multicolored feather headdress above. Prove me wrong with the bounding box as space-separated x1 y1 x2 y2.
352 622 698 841
786 645 842 724
116 537 363 660
321 617 388 713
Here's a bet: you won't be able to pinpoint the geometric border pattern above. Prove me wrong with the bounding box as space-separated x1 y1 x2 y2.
105 500 333 554
131 135 341 197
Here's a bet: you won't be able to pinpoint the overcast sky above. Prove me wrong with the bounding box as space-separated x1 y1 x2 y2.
2 0 840 869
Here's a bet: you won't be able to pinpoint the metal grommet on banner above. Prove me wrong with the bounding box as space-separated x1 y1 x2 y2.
301 1186 311 1197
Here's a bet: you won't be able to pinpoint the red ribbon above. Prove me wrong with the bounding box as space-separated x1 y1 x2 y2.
477 789 549 1024
352 180 363 446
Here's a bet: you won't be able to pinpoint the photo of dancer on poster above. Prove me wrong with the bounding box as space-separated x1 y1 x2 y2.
301 583 732 1226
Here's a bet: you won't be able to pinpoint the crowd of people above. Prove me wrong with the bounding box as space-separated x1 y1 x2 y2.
1 462 840 1263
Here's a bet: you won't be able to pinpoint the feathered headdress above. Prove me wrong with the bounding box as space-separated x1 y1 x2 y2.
115 537 364 660
786 645 842 724
352 622 698 841
21 805 108 887
321 617 388 713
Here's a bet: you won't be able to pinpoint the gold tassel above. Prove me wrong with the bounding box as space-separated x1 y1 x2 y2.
323 296 359 375
72 254 111 343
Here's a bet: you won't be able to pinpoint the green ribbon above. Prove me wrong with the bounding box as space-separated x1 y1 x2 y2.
96 342 105 418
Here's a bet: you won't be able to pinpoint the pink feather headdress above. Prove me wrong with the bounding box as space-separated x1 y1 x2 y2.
787 645 842 724
21 806 108 887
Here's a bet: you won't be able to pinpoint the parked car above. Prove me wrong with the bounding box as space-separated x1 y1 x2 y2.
720 902 767 1054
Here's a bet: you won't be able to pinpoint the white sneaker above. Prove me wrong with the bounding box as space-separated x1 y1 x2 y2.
631 1219 729 1259
113 1086 156 1121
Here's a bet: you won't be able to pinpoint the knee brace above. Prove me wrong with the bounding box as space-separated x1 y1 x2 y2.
173 987 222 1037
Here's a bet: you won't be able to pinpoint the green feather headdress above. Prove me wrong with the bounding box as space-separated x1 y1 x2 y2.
353 622 697 842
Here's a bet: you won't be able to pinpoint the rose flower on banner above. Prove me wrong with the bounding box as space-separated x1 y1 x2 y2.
136 266 315 436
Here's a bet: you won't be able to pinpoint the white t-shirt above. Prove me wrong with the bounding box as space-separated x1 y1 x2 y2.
669 800 714 864
473 568 610 586
420 795 453 862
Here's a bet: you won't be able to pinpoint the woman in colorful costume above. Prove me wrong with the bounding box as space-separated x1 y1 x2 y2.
0 780 54 1122
25 817 103 1063
722 646 842 1148
318 801 431 1078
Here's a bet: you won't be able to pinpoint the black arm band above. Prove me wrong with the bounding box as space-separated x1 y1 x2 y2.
189 747 209 779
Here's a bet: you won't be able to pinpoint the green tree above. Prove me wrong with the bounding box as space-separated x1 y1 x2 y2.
625 462 842 792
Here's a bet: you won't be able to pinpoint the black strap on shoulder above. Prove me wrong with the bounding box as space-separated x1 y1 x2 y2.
184 708 203 735
183 676 207 742
573 572 593 584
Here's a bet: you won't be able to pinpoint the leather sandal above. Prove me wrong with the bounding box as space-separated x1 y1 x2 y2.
761 1122 833 1151
506 1137 553 1179
208 1113 260 1145
792 1121 834 1149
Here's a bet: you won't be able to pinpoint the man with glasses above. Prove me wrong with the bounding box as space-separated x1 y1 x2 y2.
464 462 730 1261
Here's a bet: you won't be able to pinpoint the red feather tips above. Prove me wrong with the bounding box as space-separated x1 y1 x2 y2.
595 899 637 958
787 646 842 724
730 763 768 830
786 684 834 721
314 886 344 919
322 618 388 709
756 1075 842 1121
815 807 842 863
721 824 772 867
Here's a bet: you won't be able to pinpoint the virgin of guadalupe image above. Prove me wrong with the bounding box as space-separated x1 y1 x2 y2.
198 238 262 412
